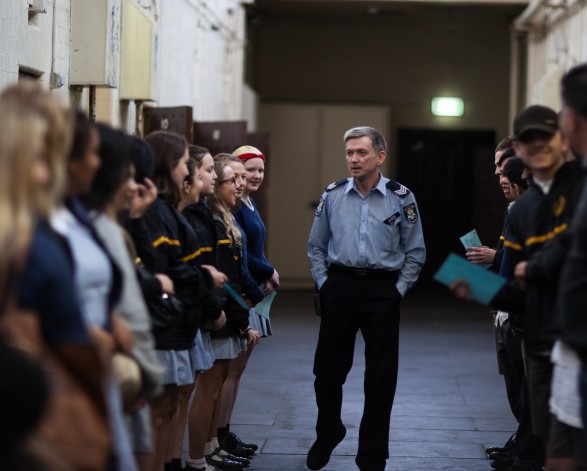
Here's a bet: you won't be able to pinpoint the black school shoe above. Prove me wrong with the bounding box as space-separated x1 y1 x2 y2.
486 433 518 457
218 432 256 456
225 432 259 452
205 450 245 471
306 425 346 471
216 449 250 467
489 449 515 461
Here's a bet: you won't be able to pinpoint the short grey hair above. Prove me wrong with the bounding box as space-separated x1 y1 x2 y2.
344 126 386 153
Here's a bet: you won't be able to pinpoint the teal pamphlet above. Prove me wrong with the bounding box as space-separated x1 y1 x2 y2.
434 253 506 305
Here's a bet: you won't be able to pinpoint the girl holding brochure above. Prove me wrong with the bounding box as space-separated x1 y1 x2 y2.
216 147 280 456
216 154 269 456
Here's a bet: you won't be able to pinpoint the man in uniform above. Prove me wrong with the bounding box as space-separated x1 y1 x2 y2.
306 126 426 471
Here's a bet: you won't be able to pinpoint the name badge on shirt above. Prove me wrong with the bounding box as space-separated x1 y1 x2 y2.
384 212 401 225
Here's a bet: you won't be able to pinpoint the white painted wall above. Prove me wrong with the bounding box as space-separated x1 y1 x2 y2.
524 0 587 107
0 0 251 128
158 0 247 122
0 0 71 102
242 83 259 131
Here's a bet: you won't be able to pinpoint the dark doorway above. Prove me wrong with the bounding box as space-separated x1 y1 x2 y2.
397 129 504 286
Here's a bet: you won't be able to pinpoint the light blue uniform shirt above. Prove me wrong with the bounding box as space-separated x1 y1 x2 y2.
307 174 426 296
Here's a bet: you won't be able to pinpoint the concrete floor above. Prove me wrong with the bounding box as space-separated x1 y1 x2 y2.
229 287 516 471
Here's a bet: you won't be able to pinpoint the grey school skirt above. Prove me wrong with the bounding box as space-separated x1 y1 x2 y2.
210 334 246 360
192 329 215 373
156 349 196 386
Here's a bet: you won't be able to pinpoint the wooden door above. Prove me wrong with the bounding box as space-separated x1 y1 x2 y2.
143 106 193 141
192 121 248 155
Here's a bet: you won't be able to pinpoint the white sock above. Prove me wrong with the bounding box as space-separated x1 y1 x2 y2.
186 457 206 469
204 441 215 456
212 436 220 450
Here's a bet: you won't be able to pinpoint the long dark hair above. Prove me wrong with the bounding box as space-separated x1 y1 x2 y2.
82 123 131 212
145 131 188 206
130 136 155 183
189 145 210 167
68 110 95 162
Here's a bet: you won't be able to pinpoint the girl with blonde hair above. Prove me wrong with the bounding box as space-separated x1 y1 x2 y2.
0 83 109 471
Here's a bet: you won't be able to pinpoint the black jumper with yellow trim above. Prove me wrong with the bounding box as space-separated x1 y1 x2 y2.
136 196 222 350
208 213 250 339
493 160 586 354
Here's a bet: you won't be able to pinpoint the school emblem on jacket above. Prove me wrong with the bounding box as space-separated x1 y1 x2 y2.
403 203 418 223
553 196 566 217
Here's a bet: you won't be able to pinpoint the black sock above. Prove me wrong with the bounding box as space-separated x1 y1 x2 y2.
226 423 231 433
218 425 229 438
170 458 183 471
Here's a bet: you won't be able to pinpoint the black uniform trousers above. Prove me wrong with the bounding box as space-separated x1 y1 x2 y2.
496 321 544 462
313 269 401 471
496 318 525 422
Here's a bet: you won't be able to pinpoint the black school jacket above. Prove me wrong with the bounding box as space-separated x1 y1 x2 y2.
210 213 250 338
557 178 587 361
492 160 586 353
134 196 221 350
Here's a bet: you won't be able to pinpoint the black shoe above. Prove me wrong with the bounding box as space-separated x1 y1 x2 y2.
306 425 346 471
220 443 254 458
489 449 515 461
214 448 250 467
219 432 258 454
218 438 255 458
228 432 258 452
486 433 518 457
205 451 244 471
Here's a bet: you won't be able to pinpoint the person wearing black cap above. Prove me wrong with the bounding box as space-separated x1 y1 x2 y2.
488 104 586 471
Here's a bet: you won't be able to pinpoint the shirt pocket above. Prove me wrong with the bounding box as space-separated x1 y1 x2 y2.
373 211 401 255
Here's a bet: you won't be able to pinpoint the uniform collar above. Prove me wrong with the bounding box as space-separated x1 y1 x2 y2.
345 173 387 196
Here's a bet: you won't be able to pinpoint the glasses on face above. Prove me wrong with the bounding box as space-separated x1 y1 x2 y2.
219 176 236 186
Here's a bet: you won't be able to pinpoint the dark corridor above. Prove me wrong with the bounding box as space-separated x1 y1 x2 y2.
397 129 503 285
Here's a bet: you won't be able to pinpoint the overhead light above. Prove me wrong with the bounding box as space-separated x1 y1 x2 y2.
431 97 464 117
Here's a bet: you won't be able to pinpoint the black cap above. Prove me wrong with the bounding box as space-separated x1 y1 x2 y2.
513 105 558 140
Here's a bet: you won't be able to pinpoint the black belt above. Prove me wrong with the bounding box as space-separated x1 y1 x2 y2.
328 263 398 280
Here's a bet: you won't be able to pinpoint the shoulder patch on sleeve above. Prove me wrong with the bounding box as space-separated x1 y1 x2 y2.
325 178 349 192
386 179 412 197
403 203 418 223
315 197 325 216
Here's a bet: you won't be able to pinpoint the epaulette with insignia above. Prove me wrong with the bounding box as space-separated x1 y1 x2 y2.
325 178 349 192
386 179 411 197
